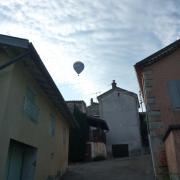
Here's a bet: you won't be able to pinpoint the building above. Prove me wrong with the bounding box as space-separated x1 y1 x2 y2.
66 100 109 161
0 34 76 180
97 80 142 158
85 116 109 160
135 39 180 180
87 98 100 117
66 100 87 114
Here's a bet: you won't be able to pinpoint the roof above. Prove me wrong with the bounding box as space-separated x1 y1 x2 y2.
87 102 99 109
66 100 87 114
97 87 139 102
135 39 180 69
87 116 109 131
89 102 99 106
66 100 86 105
0 34 77 128
163 124 180 142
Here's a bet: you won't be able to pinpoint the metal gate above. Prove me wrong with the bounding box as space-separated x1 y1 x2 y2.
6 139 37 180
112 144 129 158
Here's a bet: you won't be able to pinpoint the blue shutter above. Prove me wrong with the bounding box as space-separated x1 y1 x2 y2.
24 87 39 122
26 88 36 103
50 114 56 137
63 128 66 144
168 80 180 109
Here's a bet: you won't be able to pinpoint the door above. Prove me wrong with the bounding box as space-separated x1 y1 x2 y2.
112 144 129 158
6 141 24 180
6 139 37 180
21 147 37 180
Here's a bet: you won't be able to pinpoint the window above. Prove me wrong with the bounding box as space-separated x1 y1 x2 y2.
50 113 56 137
62 127 66 144
24 87 39 122
168 80 180 110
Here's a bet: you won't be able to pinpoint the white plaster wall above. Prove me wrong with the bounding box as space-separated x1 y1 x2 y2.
90 142 107 158
99 90 142 156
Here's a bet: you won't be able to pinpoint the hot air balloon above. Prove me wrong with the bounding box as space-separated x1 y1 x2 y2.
73 61 84 76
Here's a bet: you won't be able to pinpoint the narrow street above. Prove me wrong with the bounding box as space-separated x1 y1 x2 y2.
61 155 154 180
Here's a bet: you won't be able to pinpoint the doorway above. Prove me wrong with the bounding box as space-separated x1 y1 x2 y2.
112 144 129 158
6 139 37 180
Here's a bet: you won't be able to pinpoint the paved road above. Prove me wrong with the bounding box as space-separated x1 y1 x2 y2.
61 155 155 180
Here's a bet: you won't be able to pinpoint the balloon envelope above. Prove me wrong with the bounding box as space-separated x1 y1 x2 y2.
73 61 84 75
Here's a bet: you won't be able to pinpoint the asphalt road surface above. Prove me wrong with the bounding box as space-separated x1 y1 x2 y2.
61 155 155 180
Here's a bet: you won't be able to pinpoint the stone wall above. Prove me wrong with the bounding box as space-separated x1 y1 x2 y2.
143 67 169 180
165 130 180 180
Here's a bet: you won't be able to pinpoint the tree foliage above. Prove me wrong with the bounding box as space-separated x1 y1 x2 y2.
69 107 89 162
139 112 149 147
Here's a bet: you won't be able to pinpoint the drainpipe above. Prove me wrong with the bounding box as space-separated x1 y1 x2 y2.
148 133 156 178
0 50 31 71
146 114 157 179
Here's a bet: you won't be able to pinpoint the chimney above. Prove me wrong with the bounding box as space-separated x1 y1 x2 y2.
112 80 117 89
90 98 93 105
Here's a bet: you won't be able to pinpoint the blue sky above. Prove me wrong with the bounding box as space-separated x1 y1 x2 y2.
0 0 180 105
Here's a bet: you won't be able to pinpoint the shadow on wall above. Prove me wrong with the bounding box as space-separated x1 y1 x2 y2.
139 112 150 154
68 107 89 163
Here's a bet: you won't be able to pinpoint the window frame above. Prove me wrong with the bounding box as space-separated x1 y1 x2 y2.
168 80 180 111
23 87 39 123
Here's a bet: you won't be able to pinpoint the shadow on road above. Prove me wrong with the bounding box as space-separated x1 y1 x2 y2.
61 155 155 180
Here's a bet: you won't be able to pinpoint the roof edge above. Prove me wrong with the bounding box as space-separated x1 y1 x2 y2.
28 43 77 128
135 39 180 68
97 87 138 100
0 34 29 48
0 34 77 128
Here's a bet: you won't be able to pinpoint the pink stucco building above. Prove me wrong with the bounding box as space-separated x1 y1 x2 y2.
135 40 180 180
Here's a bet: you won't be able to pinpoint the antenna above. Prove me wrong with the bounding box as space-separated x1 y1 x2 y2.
89 91 101 102
90 91 101 95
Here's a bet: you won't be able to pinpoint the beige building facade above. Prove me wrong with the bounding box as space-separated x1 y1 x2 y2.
0 35 75 180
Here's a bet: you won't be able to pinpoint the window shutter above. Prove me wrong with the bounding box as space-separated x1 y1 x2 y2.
168 80 180 109
26 88 36 103
24 87 39 122
50 114 56 137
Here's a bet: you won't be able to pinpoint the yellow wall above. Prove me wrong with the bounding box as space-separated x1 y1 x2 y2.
0 55 69 180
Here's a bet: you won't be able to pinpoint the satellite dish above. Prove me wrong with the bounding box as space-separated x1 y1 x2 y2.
73 61 84 76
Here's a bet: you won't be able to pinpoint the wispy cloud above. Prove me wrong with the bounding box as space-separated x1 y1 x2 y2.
0 0 180 104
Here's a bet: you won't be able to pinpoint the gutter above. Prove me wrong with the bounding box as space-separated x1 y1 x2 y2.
148 133 156 178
